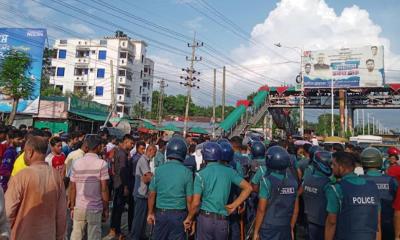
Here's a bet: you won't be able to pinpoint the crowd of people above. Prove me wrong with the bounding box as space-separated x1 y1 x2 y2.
0 124 399 240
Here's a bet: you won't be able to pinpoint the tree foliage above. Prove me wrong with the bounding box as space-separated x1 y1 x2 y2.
144 90 234 120
0 49 34 124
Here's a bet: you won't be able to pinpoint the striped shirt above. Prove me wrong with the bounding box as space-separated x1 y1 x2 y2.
70 153 109 210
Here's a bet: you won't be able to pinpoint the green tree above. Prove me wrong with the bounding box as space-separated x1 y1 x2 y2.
315 114 341 136
0 50 35 125
40 48 62 96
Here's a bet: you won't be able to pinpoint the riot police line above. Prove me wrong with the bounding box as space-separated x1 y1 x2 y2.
146 135 397 240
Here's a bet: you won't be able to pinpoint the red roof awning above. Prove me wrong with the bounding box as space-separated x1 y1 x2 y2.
389 83 400 92
236 99 250 107
276 86 289 95
258 85 269 92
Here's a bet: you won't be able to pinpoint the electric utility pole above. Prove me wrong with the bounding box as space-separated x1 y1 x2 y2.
181 33 203 136
157 79 167 125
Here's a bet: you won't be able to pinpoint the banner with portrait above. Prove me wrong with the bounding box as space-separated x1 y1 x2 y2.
303 45 384 88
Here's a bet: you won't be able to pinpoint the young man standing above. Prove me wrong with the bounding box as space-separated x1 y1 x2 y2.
69 135 109 240
46 137 66 177
130 145 157 240
0 129 24 191
107 134 135 240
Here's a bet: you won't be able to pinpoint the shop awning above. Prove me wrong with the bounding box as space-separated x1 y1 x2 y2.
189 126 208 135
69 111 108 122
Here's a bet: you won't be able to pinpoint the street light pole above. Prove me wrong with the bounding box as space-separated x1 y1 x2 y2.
274 43 305 137
331 78 334 136
299 48 304 137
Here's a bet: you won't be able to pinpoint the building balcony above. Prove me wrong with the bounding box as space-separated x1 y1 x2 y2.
117 76 132 86
75 58 89 67
74 77 87 86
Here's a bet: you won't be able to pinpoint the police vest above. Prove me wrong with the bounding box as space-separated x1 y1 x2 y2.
249 158 265 179
336 179 380 240
262 172 297 227
303 172 331 226
362 174 395 224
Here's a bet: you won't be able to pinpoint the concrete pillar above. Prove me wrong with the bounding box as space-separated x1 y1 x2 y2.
339 90 345 137
348 107 354 135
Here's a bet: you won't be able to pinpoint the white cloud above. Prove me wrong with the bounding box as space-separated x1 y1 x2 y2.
226 0 400 99
64 22 95 36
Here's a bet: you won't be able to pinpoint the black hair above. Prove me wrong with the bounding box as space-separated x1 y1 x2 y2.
305 63 311 67
157 139 167 149
123 134 134 142
136 140 146 149
43 131 52 138
84 135 102 151
389 154 399 161
366 59 374 64
19 124 27 130
7 129 23 139
189 144 196 154
287 143 297 155
230 136 243 145
303 143 312 153
27 129 45 138
49 136 62 147
333 151 356 169
332 143 344 152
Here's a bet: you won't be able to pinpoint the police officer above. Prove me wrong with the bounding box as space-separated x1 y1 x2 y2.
361 147 397 240
147 137 194 239
253 146 298 240
183 142 252 240
219 141 241 240
250 141 267 190
302 150 333 240
325 151 381 240
218 139 244 177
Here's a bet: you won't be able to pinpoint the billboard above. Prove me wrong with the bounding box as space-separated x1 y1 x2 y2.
303 45 384 88
0 28 47 114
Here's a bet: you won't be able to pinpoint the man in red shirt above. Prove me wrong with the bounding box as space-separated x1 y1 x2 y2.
46 137 66 177
387 164 400 238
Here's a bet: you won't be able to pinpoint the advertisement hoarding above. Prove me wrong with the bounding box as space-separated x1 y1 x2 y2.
0 28 47 114
303 45 384 88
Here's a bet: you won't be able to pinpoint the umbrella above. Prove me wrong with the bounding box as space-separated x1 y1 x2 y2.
160 124 181 132
189 126 208 135
294 140 311 146
142 120 157 130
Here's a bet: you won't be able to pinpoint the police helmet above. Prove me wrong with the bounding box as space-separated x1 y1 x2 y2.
217 138 230 144
265 146 290 170
219 142 234 162
312 151 332 176
360 147 383 168
309 145 322 161
250 141 266 159
202 141 222 162
166 137 188 161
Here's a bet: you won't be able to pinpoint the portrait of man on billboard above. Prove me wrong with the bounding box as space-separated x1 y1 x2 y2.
304 63 312 75
361 59 383 87
314 53 330 70
371 46 378 56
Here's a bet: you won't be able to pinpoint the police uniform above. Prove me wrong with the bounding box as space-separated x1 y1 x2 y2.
148 137 193 240
363 169 397 239
302 169 332 240
360 147 397 239
325 172 380 240
194 162 244 240
259 171 298 240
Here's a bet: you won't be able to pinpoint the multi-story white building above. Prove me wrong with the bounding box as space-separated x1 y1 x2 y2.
50 34 154 117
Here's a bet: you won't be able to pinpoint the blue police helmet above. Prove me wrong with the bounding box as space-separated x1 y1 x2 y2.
219 142 234 162
266 146 290 170
166 137 188 161
202 141 222 162
312 151 332 176
309 145 322 161
217 138 230 144
250 141 266 159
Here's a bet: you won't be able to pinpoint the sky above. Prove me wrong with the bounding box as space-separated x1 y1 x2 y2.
1 0 399 128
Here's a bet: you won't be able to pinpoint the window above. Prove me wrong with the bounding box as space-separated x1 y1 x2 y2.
100 40 107 46
124 107 130 115
119 52 127 58
58 49 66 59
116 106 123 112
140 70 143 78
95 86 104 96
59 40 67 44
91 50 96 54
141 54 144 63
117 88 124 94
140 86 142 94
97 68 105 78
98 50 107 60
88 86 92 91
142 96 146 102
118 69 126 76
143 82 147 88
56 67 65 77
